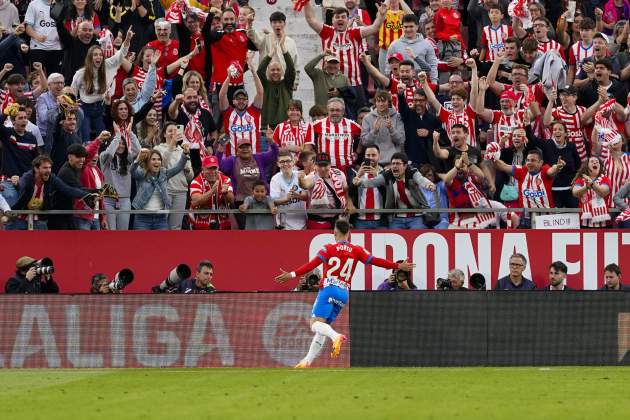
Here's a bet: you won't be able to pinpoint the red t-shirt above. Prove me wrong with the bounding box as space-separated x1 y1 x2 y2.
146 39 180 72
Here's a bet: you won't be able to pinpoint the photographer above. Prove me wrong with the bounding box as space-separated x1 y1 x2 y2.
90 273 118 294
5 256 59 294
436 269 468 291
294 269 321 292
178 260 216 294
377 262 416 291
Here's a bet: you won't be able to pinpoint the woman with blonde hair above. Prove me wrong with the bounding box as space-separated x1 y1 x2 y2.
71 28 133 142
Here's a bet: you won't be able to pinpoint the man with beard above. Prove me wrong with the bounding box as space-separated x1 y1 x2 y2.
168 87 217 174
48 111 82 174
397 88 441 167
308 98 362 172
48 144 89 229
303 1 388 109
433 124 483 172
8 155 93 230
354 151 434 229
189 155 234 230
0 105 40 207
218 53 264 156
360 54 423 111
545 261 572 290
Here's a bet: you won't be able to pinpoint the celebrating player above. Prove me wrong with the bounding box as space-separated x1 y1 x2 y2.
274 219 414 368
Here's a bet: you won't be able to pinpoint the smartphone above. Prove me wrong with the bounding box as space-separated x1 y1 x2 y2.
195 38 202 50
218 135 230 146
176 125 184 136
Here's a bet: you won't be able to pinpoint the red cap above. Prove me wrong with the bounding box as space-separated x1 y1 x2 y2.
202 155 219 168
387 52 404 63
500 90 519 102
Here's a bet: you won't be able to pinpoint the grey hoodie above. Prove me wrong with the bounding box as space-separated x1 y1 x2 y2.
360 107 405 165
0 0 19 32
387 34 439 82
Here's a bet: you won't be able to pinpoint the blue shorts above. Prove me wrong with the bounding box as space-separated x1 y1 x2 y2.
311 285 349 324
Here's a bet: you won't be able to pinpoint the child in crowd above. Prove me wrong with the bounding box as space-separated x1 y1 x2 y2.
433 0 463 60
239 180 278 230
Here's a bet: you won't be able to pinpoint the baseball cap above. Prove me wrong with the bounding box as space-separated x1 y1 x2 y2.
558 85 577 96
324 54 340 63
16 256 35 270
67 144 88 157
387 52 404 63
233 88 248 98
237 138 252 148
315 152 331 165
201 155 219 168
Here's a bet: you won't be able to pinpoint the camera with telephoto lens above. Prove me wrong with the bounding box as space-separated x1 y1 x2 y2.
152 264 192 293
296 269 321 291
108 269 134 292
436 277 452 290
32 258 54 276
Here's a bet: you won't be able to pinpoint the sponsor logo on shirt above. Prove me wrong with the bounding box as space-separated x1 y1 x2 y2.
523 189 546 198
231 124 254 133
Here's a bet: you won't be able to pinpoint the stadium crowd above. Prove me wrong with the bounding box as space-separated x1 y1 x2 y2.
1 0 630 231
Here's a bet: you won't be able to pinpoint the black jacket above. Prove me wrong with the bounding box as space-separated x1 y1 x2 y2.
178 279 216 294
13 170 88 218
5 272 59 294
54 12 98 84
397 92 443 167
55 162 83 211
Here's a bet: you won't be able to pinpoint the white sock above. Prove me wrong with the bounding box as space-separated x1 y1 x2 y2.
311 321 341 341
303 333 326 364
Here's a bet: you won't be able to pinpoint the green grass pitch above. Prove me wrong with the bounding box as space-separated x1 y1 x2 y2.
1 367 629 419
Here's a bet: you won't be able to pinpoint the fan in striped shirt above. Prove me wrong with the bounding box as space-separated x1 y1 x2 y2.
302 1 387 86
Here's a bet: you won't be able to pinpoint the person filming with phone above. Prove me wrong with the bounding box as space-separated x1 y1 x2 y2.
154 122 194 230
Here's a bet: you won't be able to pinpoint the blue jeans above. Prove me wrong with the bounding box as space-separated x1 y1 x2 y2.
5 219 48 230
619 219 630 229
133 214 169 230
104 197 131 230
389 216 428 230
354 219 385 229
74 217 100 230
80 102 105 143
1 180 18 207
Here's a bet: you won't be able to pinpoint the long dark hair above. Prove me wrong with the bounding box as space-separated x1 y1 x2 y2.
68 0 95 21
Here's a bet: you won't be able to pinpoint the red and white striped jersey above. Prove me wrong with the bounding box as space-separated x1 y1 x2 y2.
0 90 34 114
603 153 630 206
273 120 312 149
569 41 594 67
348 8 372 52
132 65 164 90
309 117 361 169
537 39 566 60
551 106 587 160
513 164 555 209
481 24 512 61
222 105 262 156
389 78 421 110
438 104 478 147
319 25 364 86
491 109 525 147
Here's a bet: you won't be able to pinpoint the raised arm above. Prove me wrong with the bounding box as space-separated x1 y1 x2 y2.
303 2 324 34
247 53 264 109
359 2 387 38
432 131 449 160
486 50 506 96
359 52 390 87
218 73 231 112
420 72 442 113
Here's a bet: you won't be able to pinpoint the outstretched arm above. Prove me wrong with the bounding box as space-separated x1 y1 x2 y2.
303 2 324 34
275 255 324 283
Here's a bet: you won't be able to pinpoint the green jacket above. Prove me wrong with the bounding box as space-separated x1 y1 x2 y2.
258 52 296 128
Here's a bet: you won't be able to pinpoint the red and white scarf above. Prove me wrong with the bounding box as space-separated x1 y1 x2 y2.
310 168 346 209
461 178 496 228
595 99 622 160
616 207 630 223
165 1 208 24
578 176 611 225
98 28 115 58
181 105 208 158
189 175 229 229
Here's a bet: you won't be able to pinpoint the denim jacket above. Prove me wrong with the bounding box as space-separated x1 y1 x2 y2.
131 153 189 210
